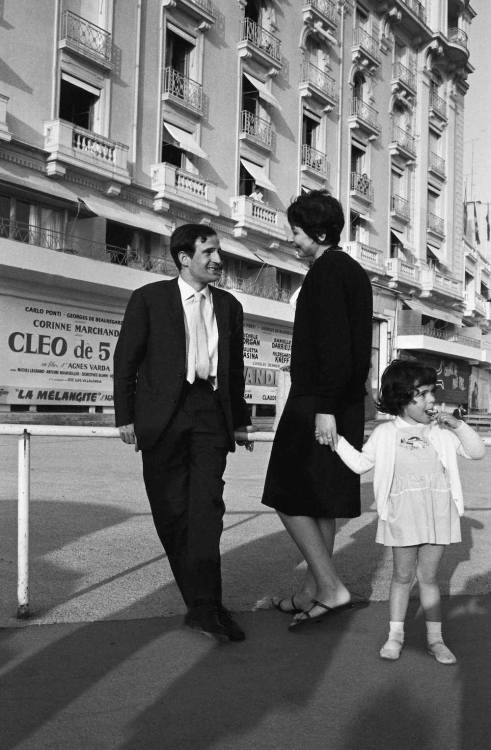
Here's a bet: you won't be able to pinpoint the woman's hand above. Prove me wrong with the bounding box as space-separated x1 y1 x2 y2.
315 413 338 450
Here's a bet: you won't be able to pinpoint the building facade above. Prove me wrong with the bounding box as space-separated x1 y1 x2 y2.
0 0 489 419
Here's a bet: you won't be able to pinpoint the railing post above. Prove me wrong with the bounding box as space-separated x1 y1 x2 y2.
274 369 291 430
17 429 30 619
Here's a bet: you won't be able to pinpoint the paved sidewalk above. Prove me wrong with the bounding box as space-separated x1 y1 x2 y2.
0 437 490 749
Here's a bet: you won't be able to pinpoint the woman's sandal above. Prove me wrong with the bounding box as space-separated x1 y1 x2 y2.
288 597 369 631
271 595 302 615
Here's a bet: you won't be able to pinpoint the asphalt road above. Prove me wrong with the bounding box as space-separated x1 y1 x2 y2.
0 436 490 750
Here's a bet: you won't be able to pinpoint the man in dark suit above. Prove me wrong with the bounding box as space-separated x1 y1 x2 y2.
113 224 253 642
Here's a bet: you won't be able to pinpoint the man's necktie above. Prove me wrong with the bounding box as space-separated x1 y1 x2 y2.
188 292 210 382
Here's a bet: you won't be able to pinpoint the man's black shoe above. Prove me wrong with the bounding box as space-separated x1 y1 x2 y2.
184 606 229 643
218 607 246 642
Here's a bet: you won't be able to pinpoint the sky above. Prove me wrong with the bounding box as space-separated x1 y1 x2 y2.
463 0 491 204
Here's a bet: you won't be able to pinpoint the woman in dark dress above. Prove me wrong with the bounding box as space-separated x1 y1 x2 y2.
262 191 373 628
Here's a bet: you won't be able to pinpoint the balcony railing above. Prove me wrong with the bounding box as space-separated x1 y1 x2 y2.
350 172 374 203
343 242 384 274
239 18 281 63
427 211 445 236
301 144 329 176
230 195 285 238
162 67 203 114
300 60 338 103
391 124 416 155
350 97 380 132
240 110 273 149
430 89 447 120
60 10 112 67
429 151 446 176
352 26 381 64
151 162 217 213
391 194 411 221
216 275 291 303
43 119 130 184
397 325 480 349
401 0 427 24
386 257 420 285
448 27 468 49
392 61 416 92
304 0 337 27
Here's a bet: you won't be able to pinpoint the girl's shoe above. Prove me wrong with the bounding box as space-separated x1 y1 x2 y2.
427 641 457 665
379 638 403 660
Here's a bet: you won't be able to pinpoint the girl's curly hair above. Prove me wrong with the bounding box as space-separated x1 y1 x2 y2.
376 359 437 416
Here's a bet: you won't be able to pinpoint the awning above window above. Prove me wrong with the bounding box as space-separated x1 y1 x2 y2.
0 162 81 205
243 72 282 112
240 158 276 192
78 190 173 236
163 122 208 159
254 246 308 276
391 228 405 244
427 244 444 264
404 298 462 326
219 236 261 263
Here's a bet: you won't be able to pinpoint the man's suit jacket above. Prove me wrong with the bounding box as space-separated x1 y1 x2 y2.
113 278 250 451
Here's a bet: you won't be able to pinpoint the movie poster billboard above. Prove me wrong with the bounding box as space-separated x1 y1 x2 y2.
0 295 122 406
243 318 292 405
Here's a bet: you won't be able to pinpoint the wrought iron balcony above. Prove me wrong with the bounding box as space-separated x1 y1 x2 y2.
350 172 373 203
240 110 273 150
430 89 447 122
391 124 416 157
60 10 112 68
43 119 130 186
151 162 218 214
448 27 468 49
429 151 446 177
349 97 380 137
401 0 426 24
352 26 381 70
427 211 445 237
303 0 338 31
301 144 329 177
162 67 203 115
239 18 281 68
299 60 338 109
392 61 416 93
391 194 411 222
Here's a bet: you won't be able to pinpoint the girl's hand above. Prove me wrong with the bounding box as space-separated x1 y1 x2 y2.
433 411 461 430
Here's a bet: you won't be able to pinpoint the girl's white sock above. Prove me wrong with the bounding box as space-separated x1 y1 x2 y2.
388 620 405 642
426 621 443 644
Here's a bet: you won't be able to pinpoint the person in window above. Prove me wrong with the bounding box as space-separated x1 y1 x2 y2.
261 191 373 627
249 184 264 202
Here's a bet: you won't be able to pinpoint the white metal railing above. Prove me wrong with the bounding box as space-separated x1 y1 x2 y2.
240 110 273 148
239 18 281 62
301 143 329 176
1 423 274 618
61 10 112 66
162 67 203 113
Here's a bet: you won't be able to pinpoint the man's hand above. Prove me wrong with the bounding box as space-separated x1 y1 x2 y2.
314 413 337 450
118 423 139 451
234 425 254 452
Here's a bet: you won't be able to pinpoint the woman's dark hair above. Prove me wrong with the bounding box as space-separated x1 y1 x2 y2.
286 190 345 245
170 223 217 269
377 359 437 416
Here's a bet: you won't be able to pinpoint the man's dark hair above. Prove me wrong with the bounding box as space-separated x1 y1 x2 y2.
170 224 217 269
286 190 345 246
377 359 437 416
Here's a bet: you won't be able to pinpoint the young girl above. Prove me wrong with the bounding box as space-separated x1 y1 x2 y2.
335 359 485 664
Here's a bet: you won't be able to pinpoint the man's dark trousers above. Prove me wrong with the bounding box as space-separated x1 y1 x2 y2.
141 379 229 608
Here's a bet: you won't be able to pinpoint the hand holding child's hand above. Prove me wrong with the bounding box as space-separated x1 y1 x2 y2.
433 411 461 430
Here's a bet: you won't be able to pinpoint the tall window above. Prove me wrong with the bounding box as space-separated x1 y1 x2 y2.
165 29 194 76
59 75 100 131
302 113 319 149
